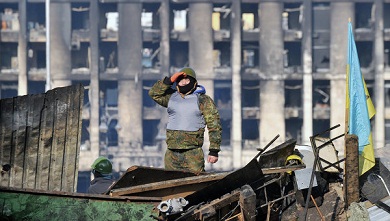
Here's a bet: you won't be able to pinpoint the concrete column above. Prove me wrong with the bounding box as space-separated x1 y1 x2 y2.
231 1 242 169
259 1 285 147
160 0 170 77
188 2 213 78
83 0 100 169
302 0 313 145
118 3 143 151
50 2 72 88
374 0 385 149
154 0 170 154
188 3 214 155
329 2 354 152
17 0 27 96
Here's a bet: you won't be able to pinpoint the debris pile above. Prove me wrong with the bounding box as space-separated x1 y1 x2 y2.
106 125 390 220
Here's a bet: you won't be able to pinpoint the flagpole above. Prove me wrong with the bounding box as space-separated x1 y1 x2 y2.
45 0 51 92
345 18 351 135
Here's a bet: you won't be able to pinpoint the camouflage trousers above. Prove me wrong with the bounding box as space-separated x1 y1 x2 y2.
165 148 205 174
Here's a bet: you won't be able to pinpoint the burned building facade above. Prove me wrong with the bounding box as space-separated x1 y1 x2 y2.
1 0 390 179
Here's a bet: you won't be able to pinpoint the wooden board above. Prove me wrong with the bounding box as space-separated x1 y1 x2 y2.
0 84 84 192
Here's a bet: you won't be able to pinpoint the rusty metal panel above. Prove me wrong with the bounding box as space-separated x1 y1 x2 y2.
0 84 84 192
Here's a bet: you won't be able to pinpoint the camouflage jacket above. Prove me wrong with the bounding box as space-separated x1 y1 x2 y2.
148 79 222 154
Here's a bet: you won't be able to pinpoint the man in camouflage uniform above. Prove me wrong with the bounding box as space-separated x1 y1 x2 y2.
149 67 222 174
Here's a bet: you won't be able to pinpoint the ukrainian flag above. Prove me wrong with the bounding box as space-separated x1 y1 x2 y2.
346 21 376 175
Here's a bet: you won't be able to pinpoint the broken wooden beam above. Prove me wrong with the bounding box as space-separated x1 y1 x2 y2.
197 191 241 220
262 164 305 174
240 185 257 221
110 172 227 198
109 164 305 199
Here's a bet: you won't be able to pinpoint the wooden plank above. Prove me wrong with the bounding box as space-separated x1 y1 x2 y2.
110 163 303 196
45 85 83 192
111 166 203 190
49 86 70 191
62 85 83 192
199 206 216 220
151 183 213 200
37 89 56 190
226 213 244 221
239 185 256 221
62 86 74 191
110 172 227 197
61 84 79 192
73 79 84 191
199 191 240 213
24 94 45 189
12 95 28 188
262 164 305 174
23 95 33 189
1 86 83 191
0 98 14 187
191 191 241 220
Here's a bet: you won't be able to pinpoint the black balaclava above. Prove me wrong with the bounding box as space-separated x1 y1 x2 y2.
177 76 197 95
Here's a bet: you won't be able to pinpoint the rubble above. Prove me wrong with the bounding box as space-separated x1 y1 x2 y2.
103 125 389 221
103 131 347 220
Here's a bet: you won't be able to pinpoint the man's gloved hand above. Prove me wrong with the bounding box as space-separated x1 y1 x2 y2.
170 72 186 83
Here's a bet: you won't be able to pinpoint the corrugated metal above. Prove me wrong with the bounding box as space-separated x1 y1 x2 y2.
368 197 390 221
0 84 84 192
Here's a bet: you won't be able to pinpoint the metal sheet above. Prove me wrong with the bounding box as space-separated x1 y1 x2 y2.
295 168 318 190
295 145 318 190
368 197 390 221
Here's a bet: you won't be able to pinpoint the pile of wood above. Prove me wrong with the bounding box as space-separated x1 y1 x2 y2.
107 137 307 220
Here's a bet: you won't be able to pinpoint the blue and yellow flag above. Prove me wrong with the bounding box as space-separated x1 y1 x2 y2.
346 21 376 175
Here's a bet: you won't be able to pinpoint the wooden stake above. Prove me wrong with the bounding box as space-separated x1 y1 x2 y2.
344 134 359 208
310 195 325 221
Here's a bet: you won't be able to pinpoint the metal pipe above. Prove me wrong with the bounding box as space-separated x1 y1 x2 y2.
45 0 51 91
